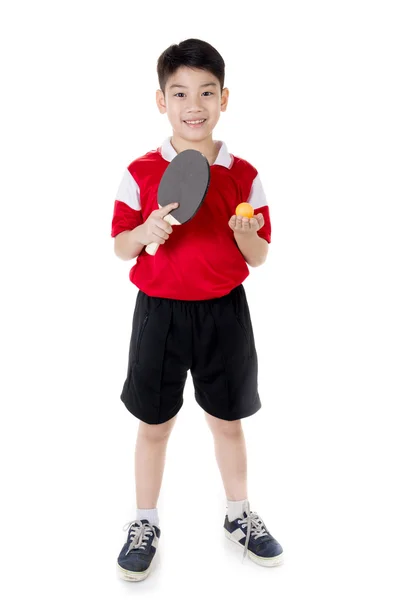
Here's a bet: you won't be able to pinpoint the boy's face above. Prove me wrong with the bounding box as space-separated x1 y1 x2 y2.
156 67 229 143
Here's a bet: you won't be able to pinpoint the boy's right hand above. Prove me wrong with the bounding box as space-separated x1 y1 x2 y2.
137 203 179 246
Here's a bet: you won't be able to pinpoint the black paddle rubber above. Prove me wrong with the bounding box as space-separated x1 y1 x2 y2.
157 149 210 224
145 149 210 255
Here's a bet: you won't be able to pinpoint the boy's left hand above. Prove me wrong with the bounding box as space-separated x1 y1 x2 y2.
228 213 264 234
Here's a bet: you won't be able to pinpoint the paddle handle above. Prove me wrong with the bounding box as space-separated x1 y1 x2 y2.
145 214 177 256
145 241 159 256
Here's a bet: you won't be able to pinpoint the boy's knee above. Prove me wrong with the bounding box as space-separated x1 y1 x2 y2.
205 413 242 437
138 416 177 441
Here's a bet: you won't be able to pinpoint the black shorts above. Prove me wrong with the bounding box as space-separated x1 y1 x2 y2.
120 284 261 424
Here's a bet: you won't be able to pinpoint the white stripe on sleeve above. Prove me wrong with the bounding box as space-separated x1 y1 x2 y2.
115 169 141 211
247 174 267 209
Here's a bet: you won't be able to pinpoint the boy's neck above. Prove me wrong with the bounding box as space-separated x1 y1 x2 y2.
170 135 219 166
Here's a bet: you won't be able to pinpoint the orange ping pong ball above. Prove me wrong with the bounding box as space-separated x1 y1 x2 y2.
235 202 254 218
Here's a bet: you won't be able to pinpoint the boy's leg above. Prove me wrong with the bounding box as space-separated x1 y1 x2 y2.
204 410 284 566
191 289 283 565
117 417 177 582
135 415 177 509
204 412 248 502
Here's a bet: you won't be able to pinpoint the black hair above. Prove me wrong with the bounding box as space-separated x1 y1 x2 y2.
157 38 225 93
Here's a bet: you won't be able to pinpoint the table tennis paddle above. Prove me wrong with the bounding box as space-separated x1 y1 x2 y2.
145 149 210 255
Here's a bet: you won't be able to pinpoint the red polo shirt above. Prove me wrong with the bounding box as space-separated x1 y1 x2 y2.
111 139 271 300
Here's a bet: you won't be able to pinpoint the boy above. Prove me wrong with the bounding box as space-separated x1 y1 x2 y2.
111 39 283 582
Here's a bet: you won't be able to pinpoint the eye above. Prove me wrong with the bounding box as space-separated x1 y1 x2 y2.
202 91 213 96
174 93 186 98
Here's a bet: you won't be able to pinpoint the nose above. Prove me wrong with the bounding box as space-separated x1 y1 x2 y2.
185 94 203 112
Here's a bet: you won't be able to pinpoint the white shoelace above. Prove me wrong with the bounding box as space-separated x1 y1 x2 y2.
123 520 157 555
239 500 271 562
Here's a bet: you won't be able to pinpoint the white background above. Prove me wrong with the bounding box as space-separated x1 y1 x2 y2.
1 0 399 598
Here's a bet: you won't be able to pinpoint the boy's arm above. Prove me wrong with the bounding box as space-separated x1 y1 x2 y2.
114 203 179 261
234 230 269 267
229 213 269 268
114 227 146 261
230 170 271 267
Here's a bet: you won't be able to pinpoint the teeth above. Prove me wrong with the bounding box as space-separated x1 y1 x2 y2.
185 119 205 124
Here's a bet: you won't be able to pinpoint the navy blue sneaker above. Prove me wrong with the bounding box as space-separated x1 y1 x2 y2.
224 501 284 567
117 519 161 581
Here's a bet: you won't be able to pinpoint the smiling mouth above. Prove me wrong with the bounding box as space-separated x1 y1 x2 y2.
184 119 206 126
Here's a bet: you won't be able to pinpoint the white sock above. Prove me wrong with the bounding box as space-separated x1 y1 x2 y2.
136 507 159 527
227 499 249 522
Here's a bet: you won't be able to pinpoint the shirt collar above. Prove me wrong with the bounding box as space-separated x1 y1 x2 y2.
160 137 233 169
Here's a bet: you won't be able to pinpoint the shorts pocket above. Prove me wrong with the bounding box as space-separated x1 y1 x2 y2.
135 312 149 364
234 312 251 358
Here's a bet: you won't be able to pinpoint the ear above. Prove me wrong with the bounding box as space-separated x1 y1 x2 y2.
220 87 229 112
156 89 167 114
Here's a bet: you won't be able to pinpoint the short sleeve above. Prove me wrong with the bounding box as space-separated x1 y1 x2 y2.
247 173 271 243
111 169 143 238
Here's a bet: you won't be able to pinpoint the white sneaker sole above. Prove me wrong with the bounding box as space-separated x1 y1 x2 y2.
225 530 284 567
117 562 152 582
